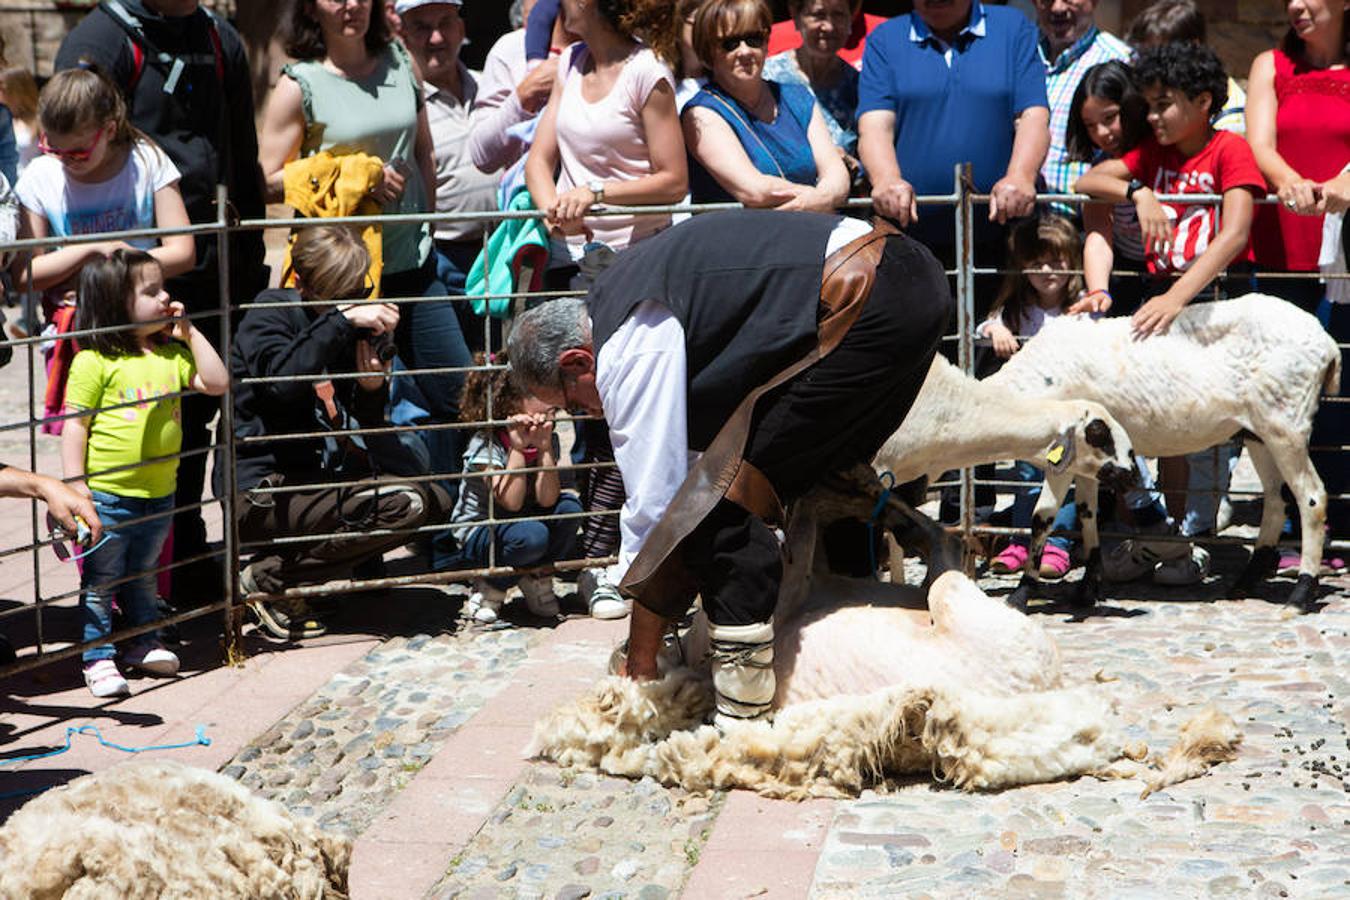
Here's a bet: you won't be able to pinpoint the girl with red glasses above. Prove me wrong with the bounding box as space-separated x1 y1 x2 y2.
12 67 194 296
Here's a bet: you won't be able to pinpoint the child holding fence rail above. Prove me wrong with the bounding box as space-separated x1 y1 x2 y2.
978 215 1084 581
448 350 580 624
61 251 227 698
11 66 194 439
1074 43 1265 585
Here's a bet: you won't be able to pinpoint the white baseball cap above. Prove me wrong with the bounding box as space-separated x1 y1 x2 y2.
394 0 462 14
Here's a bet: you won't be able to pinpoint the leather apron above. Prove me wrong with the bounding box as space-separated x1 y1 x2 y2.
618 217 900 613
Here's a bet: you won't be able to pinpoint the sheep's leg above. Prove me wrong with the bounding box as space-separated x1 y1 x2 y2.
1069 476 1102 609
777 500 819 624
1230 442 1291 600
1007 472 1073 613
1262 438 1327 613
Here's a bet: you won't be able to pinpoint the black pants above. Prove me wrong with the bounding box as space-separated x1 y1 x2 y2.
682 233 953 626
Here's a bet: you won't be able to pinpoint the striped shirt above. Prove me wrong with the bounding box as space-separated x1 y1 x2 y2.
1039 27 1131 198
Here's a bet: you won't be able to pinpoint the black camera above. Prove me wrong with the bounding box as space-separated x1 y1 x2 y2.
361 329 398 363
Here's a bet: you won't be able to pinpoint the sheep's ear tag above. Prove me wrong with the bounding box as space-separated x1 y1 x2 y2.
1046 430 1076 474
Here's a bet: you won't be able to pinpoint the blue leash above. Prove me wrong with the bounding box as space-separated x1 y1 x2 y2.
0 724 211 801
867 471 896 579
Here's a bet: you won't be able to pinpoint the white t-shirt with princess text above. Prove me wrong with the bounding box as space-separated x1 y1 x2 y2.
16 140 180 251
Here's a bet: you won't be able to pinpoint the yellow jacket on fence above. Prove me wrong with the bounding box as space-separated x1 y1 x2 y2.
281 152 386 292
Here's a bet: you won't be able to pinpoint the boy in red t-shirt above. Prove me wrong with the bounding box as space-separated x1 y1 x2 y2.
1074 43 1265 337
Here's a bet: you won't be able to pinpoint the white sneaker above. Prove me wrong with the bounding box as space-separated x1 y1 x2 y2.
518 574 560 618
466 579 507 624
122 643 180 677
83 659 130 698
587 571 629 620
1154 545 1211 586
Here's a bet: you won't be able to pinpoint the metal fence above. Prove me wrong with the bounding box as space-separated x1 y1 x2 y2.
0 167 1345 680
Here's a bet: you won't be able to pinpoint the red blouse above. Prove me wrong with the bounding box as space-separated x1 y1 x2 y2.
1251 48 1350 271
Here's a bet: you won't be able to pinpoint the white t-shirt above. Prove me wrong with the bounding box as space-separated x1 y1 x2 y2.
15 139 180 250
554 44 675 258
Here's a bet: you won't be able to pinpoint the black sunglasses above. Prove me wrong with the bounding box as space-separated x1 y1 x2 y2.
720 32 767 52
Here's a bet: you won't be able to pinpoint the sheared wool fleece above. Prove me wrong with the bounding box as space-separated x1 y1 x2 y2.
0 760 350 899
533 572 1243 798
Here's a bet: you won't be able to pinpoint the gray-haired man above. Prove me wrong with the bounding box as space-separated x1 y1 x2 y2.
508 210 951 728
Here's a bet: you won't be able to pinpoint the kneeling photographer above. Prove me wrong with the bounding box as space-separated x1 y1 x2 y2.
221 226 448 639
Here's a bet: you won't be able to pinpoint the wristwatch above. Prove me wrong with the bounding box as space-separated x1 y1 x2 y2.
588 180 605 203
1125 178 1146 201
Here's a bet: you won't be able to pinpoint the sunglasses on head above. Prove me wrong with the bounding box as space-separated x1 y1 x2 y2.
720 32 767 52
38 123 109 163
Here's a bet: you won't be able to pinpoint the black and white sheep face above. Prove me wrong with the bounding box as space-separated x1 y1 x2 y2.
1069 408 1137 491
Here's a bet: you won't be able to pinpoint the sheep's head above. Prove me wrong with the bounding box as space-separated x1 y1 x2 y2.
1052 404 1137 491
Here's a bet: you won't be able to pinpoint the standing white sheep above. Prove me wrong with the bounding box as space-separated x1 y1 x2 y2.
775 355 1138 613
988 294 1341 612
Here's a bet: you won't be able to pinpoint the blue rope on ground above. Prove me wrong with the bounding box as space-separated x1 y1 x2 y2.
0 724 211 801
867 471 896 579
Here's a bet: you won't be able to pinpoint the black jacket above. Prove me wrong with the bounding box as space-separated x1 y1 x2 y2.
221 289 427 495
56 0 268 313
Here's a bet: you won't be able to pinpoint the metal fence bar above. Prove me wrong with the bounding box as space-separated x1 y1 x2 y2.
0 182 1344 682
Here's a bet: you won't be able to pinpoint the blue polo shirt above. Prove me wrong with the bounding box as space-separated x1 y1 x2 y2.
857 3 1047 196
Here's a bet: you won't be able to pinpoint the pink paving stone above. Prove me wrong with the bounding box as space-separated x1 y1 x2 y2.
4 635 379 783
348 839 462 900
348 615 625 897
704 794 836 854
682 849 824 899
418 724 536 781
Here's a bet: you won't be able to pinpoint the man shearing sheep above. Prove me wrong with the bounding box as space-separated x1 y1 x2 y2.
507 209 951 728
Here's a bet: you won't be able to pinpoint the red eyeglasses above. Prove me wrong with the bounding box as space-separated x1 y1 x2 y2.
38 123 109 163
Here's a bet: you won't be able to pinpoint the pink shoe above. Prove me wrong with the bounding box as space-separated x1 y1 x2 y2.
1038 544 1072 580
990 543 1029 574
1277 551 1302 576
1323 555 1347 575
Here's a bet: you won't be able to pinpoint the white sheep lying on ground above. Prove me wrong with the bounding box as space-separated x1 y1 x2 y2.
534 571 1239 798
989 294 1341 611
0 760 350 898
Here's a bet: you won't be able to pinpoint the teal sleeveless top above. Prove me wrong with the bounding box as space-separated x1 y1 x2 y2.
283 44 432 274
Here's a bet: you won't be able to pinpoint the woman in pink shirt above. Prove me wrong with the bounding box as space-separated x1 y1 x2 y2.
524 0 688 273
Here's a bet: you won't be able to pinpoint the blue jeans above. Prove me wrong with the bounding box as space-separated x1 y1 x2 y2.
458 494 581 590
81 491 174 662
1008 461 1074 552
1181 441 1238 537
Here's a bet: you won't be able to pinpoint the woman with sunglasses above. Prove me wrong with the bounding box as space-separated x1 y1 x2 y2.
12 67 194 294
682 0 849 211
762 0 861 158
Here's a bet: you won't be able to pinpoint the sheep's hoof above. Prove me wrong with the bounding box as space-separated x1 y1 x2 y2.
1228 546 1279 599
1006 579 1033 613
1069 551 1102 609
1286 574 1322 614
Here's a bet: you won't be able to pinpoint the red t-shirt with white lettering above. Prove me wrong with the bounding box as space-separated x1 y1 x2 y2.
1120 131 1265 274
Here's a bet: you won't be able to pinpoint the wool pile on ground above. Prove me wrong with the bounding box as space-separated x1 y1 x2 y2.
533 572 1243 799
0 759 350 899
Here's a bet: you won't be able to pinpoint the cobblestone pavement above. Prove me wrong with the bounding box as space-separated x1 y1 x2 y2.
189 563 1347 898
221 620 541 839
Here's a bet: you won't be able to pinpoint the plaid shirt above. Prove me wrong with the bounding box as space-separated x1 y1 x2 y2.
1040 27 1131 198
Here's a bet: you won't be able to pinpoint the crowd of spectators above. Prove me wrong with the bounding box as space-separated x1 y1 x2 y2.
0 0 1348 689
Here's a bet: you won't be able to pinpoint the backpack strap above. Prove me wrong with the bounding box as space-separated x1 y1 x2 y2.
99 0 224 95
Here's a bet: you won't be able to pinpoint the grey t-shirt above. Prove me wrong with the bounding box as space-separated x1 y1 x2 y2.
450 429 562 542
